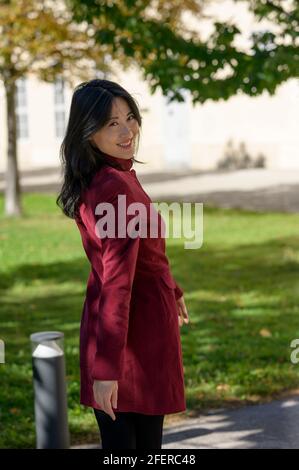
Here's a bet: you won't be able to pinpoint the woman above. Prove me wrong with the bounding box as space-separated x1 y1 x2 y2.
56 79 189 449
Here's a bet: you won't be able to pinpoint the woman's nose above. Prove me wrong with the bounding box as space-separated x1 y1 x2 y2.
120 129 133 139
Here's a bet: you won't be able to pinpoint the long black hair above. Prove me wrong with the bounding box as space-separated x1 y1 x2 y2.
56 79 144 219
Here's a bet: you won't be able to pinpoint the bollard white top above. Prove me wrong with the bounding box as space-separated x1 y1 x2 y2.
32 340 64 358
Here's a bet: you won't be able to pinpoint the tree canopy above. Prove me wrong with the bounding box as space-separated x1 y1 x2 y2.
68 0 299 104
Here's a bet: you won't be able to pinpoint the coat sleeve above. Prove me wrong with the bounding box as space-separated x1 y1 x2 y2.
84 178 141 381
173 278 184 300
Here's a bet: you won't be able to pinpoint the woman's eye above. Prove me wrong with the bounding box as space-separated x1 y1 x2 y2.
109 115 135 126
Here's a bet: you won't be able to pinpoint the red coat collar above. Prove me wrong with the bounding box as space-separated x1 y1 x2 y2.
102 152 133 171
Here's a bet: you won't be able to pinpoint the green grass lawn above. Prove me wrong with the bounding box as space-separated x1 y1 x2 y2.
1 193 299 448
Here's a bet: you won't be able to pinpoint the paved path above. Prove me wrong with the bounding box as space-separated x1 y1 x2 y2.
1 167 299 212
72 394 299 449
144 168 299 213
162 395 299 449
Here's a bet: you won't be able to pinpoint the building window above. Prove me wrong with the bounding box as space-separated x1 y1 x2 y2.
16 78 29 139
55 110 66 138
54 77 65 105
54 78 65 138
16 77 27 108
16 113 29 139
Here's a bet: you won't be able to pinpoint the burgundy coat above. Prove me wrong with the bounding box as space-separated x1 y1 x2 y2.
74 153 186 415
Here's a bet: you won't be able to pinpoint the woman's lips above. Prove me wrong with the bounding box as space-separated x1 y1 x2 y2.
117 138 133 149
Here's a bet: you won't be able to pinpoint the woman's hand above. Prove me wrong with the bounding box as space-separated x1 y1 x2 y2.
93 380 118 421
176 295 189 327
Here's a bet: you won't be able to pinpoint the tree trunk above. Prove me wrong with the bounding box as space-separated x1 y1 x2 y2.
4 79 22 216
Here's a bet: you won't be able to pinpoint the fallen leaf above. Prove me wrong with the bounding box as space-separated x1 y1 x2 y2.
259 328 272 337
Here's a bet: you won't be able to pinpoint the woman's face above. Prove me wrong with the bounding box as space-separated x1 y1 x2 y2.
90 97 140 159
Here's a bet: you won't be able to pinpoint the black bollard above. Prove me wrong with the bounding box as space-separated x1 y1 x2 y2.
30 331 70 449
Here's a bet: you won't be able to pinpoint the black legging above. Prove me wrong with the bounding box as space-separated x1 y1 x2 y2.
93 408 165 449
